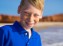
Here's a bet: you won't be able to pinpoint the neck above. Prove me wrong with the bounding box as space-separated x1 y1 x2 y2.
24 27 32 39
19 22 31 32
24 28 31 32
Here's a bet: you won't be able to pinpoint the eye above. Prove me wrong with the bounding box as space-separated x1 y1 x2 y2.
34 14 39 17
24 12 28 15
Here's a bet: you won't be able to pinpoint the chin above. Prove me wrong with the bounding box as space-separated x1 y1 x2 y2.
25 25 34 29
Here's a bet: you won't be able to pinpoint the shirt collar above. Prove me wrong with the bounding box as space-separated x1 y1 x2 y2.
13 21 37 39
13 21 28 34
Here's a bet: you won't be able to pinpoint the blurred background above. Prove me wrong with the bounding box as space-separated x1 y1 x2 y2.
0 0 63 46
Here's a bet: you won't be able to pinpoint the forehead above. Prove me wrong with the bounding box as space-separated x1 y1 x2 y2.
21 3 42 16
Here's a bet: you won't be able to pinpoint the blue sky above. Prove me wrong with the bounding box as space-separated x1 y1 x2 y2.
0 0 63 16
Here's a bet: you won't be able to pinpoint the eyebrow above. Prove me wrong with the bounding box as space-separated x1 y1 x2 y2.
34 14 40 16
23 10 40 16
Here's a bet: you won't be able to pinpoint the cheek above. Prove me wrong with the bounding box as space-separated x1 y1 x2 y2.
20 15 27 21
34 18 40 23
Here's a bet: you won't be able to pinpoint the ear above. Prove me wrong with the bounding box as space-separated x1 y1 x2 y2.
18 6 21 14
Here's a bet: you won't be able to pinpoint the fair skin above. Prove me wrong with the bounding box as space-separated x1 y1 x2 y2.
18 1 42 35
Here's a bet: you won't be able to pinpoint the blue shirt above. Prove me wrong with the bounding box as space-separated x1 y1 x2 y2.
0 21 42 46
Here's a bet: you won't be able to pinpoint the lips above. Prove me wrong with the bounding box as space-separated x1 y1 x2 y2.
26 22 34 26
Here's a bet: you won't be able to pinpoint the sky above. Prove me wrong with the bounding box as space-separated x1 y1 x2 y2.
0 0 63 16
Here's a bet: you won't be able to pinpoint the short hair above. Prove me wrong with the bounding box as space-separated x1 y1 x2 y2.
19 0 44 10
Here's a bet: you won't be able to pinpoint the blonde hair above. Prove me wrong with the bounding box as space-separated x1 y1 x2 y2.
19 0 44 10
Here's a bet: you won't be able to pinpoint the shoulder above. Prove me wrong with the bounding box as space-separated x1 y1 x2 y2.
32 30 41 38
0 25 14 39
0 25 13 31
32 30 42 45
0 25 14 35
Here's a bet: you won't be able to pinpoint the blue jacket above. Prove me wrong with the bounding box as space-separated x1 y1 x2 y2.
0 21 42 46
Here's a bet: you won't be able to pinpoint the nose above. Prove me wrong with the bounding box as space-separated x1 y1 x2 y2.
28 14 34 22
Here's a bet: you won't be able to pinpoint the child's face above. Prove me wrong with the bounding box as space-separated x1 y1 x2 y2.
18 3 42 29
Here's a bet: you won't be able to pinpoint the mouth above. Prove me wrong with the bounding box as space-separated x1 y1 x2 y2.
25 22 34 26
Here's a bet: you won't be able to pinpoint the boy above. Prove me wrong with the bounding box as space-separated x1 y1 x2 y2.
0 0 44 46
